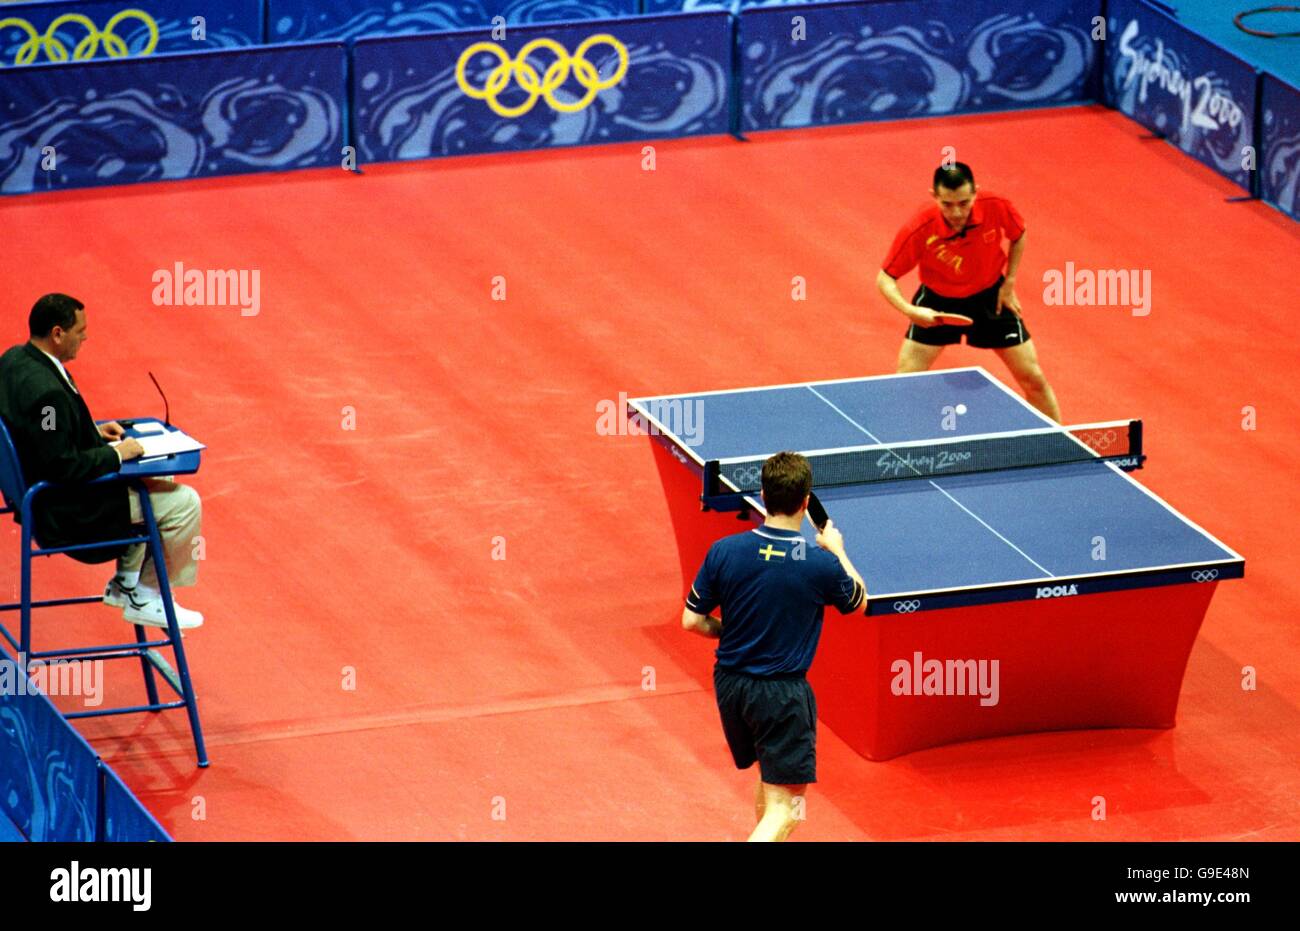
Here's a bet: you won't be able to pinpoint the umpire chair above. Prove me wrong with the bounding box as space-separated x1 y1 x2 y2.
0 417 207 767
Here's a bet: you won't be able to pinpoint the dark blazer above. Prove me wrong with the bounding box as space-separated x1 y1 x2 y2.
0 342 131 562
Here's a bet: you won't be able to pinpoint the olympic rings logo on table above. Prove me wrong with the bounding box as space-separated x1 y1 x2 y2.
1081 429 1118 451
0 10 159 66
729 466 762 489
1191 569 1219 582
455 35 629 118
893 600 921 613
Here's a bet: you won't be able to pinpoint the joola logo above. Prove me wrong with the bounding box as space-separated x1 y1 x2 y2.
1036 584 1078 598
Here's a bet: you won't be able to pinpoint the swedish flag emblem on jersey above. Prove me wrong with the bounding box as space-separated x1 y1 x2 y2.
757 543 787 562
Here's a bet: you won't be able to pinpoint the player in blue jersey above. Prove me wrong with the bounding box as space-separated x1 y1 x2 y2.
682 452 866 841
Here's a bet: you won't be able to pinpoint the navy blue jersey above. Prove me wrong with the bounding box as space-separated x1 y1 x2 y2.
686 525 864 676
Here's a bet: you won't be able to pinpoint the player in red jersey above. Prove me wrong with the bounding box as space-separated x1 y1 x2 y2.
876 163 1061 421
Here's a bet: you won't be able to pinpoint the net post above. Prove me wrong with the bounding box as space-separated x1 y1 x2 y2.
702 460 720 510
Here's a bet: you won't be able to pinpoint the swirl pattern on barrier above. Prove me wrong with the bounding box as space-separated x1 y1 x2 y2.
269 0 630 43
0 67 342 192
201 77 341 166
0 701 95 841
1263 99 1300 219
743 6 1093 129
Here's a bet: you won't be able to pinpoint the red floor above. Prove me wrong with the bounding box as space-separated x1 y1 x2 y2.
4 103 1298 840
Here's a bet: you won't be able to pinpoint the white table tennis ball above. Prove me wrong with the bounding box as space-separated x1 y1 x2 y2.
956 404 968 415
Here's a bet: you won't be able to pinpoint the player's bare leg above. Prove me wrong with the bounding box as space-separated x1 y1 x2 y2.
896 339 944 374
755 774 766 824
995 338 1060 422
748 782 806 842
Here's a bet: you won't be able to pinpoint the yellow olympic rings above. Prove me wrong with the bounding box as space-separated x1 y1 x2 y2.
0 9 159 66
455 34 629 118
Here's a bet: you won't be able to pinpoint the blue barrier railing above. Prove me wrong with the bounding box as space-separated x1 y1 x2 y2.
1105 0 1257 193
266 0 638 43
353 12 729 161
739 0 1097 132
0 0 263 66
0 0 1295 221
0 40 348 193
0 646 170 842
1261 74 1300 220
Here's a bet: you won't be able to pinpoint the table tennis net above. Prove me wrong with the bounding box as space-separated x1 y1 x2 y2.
711 420 1141 493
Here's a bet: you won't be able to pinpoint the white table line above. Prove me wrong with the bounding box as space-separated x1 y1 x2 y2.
804 384 1056 579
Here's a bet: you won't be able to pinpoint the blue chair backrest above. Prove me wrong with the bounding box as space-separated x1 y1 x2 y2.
0 417 30 514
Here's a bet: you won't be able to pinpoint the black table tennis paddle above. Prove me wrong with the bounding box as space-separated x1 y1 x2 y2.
807 492 829 531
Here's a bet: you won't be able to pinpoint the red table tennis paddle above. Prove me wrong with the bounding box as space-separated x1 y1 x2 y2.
934 312 974 326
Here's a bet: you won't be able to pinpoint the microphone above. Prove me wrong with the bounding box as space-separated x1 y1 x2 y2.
148 371 170 428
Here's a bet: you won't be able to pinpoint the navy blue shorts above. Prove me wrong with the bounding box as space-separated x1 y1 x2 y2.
906 276 1030 348
713 665 817 785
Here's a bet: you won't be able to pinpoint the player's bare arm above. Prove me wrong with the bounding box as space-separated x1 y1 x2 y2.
876 269 940 328
997 232 1027 316
815 519 867 600
682 607 722 639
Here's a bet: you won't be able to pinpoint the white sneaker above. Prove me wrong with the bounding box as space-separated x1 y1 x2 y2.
121 588 204 629
103 578 133 608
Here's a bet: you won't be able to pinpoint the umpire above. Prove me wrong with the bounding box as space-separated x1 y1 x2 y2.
682 451 867 841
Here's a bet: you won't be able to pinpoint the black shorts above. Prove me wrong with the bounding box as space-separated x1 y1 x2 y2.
713 665 817 785
906 276 1031 348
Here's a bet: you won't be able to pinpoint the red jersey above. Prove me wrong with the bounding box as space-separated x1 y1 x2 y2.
882 193 1025 297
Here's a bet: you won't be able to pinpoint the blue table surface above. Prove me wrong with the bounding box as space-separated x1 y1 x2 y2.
632 368 1242 597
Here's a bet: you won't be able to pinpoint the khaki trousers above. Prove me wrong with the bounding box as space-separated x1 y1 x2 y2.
116 477 201 590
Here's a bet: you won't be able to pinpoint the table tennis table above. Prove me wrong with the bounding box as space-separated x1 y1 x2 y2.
630 367 1244 760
